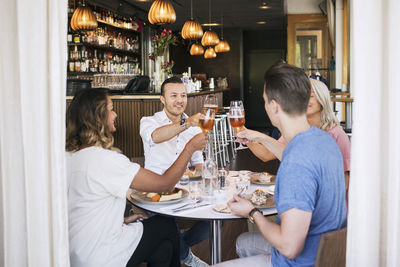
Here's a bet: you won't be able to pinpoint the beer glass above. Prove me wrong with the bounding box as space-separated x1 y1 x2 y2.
199 108 215 133
203 94 219 115
229 100 247 150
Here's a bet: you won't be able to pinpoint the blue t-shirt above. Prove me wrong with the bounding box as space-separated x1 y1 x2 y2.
271 126 347 267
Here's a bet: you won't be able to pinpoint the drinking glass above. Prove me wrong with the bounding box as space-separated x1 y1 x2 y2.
199 108 215 133
203 94 219 115
189 180 204 201
235 175 250 195
229 100 247 150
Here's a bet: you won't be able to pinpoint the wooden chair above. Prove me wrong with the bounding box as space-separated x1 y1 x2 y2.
314 227 347 267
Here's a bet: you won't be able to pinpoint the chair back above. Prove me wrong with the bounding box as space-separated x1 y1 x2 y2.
314 227 347 267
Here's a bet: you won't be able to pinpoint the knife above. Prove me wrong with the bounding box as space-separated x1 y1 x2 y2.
172 202 211 212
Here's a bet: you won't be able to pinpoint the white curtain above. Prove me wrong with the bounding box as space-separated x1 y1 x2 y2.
327 0 335 47
347 0 400 266
0 0 69 266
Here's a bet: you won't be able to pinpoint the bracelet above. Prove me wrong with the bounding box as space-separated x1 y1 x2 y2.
248 207 262 223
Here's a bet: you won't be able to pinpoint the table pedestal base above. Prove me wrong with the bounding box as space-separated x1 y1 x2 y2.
210 219 222 264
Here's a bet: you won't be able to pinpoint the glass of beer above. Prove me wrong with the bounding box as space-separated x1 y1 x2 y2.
203 94 219 115
199 108 215 133
229 100 247 150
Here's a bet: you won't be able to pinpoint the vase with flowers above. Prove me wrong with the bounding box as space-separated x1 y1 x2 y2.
149 28 177 92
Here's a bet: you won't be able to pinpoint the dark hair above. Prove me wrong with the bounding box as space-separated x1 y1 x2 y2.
161 76 184 95
66 88 116 152
263 63 311 115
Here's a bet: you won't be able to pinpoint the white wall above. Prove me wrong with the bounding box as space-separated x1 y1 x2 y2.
287 0 323 14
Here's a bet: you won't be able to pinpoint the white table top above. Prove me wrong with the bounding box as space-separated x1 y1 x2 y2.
128 174 277 220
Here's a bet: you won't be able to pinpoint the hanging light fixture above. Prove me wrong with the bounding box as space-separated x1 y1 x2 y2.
148 0 176 25
215 13 230 53
201 0 219 47
204 47 217 59
70 1 98 31
181 0 203 39
190 43 204 55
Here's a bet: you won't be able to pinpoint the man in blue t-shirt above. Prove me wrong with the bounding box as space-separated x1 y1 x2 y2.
216 63 347 266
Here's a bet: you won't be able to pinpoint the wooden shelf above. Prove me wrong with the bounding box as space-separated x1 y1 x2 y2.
97 19 140 33
331 97 353 103
68 42 139 56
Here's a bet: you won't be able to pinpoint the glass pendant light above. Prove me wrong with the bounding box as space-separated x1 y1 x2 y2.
204 47 217 59
201 0 219 47
190 43 204 55
70 1 98 31
148 0 176 25
215 14 230 53
181 0 203 39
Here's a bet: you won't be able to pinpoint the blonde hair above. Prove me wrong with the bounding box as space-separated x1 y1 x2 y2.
309 78 339 131
66 89 118 152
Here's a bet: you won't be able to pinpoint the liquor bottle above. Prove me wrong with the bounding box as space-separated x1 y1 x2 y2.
67 25 73 43
73 32 80 43
68 50 75 72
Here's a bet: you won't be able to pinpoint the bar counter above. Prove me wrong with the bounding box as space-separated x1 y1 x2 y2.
67 88 229 159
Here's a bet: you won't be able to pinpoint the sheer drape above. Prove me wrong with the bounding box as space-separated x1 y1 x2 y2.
327 0 335 47
348 0 400 266
0 0 69 266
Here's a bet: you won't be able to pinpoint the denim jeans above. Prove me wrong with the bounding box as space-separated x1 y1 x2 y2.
179 219 210 261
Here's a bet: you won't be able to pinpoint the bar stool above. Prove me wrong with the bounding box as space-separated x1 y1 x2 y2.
215 114 230 165
211 117 224 168
224 111 237 157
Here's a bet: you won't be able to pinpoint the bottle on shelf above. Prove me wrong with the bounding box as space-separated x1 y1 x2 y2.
73 32 80 43
67 25 73 43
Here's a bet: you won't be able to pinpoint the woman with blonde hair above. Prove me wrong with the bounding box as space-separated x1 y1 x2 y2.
66 88 207 267
237 78 350 189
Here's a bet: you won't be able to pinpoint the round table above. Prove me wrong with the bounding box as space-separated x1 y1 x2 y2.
127 174 277 265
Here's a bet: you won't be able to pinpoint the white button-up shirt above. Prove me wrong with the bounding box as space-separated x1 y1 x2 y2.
140 109 204 174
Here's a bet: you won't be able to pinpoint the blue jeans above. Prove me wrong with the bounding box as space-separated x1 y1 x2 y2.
179 219 210 261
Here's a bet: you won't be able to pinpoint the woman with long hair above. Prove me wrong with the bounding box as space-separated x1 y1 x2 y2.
66 88 207 267
237 78 350 189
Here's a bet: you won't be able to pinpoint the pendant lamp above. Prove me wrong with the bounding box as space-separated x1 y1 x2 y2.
70 1 98 31
148 0 176 25
201 0 219 46
204 47 216 59
215 14 230 53
190 43 204 55
181 0 203 39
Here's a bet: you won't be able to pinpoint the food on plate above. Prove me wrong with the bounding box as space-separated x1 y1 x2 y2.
250 172 275 184
251 189 267 205
146 188 183 202
151 194 161 202
258 172 273 183
213 203 231 213
184 171 195 178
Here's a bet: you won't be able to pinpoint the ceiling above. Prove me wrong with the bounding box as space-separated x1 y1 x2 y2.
88 0 287 31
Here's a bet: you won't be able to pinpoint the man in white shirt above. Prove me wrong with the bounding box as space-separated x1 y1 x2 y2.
140 76 209 267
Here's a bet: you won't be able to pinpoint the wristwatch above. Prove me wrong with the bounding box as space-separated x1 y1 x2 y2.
180 116 187 128
248 208 262 223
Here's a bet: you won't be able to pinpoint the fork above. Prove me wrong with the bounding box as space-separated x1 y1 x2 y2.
172 202 211 212
171 199 201 212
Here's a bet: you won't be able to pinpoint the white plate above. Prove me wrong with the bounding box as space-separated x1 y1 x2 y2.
131 188 189 205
